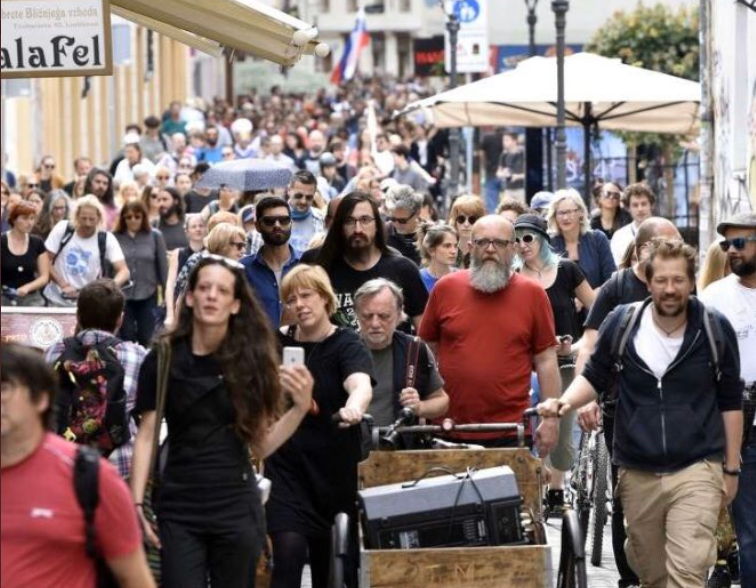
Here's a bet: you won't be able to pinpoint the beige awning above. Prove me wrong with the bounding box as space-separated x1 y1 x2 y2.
111 0 328 66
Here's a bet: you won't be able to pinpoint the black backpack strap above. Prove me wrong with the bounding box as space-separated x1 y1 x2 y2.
97 232 108 277
52 223 76 265
610 302 643 371
74 445 101 560
701 305 724 382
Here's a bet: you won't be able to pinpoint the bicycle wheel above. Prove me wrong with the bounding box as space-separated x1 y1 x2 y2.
557 510 588 588
590 433 609 567
570 432 591 545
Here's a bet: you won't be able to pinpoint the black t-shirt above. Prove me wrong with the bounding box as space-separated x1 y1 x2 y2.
265 327 374 534
183 190 218 214
499 150 525 189
386 224 421 267
480 131 504 177
589 208 632 241
584 268 649 331
157 219 188 251
545 259 587 340
1 233 47 289
302 249 429 330
135 341 249 489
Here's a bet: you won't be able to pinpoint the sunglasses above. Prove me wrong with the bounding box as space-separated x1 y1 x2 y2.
719 237 756 252
43 164 56 170
230 241 247 252
389 214 416 225
291 193 314 201
156 175 171 181
259 215 292 228
27 184 40 189
455 215 479 225
602 191 621 200
515 233 537 245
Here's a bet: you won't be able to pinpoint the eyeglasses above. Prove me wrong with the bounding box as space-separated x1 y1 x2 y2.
230 241 247 252
455 215 479 226
515 233 537 245
27 183 40 189
602 191 621 200
291 193 314 201
556 208 580 218
719 237 756 252
472 238 512 250
344 215 376 228
259 215 292 228
389 213 416 225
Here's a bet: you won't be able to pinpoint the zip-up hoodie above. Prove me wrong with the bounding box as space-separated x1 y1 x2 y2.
584 297 743 473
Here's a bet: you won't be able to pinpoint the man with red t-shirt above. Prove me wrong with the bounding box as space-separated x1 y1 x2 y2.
419 215 560 452
1 343 154 588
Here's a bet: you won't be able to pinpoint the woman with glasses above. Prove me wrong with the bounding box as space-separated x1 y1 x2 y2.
267 264 373 588
141 185 161 225
33 190 71 240
448 194 486 268
514 213 596 512
417 223 458 292
548 188 616 290
131 256 314 588
113 201 168 346
1 201 50 306
589 181 631 241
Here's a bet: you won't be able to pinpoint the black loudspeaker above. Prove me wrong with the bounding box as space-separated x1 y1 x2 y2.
358 466 526 550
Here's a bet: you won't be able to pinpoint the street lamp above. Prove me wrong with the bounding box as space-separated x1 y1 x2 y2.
440 1 461 212
552 0 569 189
524 0 544 200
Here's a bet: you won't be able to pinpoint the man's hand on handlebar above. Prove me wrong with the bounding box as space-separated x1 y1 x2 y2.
576 401 602 432
536 398 572 419
336 406 364 427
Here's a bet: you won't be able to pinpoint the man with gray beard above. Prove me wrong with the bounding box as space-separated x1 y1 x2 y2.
419 215 561 451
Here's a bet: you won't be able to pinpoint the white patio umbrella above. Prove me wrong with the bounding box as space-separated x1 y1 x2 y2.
399 53 701 193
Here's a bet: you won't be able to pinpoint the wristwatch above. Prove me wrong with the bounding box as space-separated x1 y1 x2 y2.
722 465 741 477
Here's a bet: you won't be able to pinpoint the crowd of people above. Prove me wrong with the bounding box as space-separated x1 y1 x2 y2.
1 92 755 588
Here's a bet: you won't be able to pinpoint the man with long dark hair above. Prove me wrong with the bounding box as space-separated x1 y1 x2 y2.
302 191 428 330
84 168 115 209
130 256 313 587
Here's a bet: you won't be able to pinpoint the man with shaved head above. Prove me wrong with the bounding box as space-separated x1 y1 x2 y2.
419 215 560 452
575 216 681 588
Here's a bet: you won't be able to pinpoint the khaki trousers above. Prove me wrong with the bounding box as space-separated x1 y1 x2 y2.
617 460 723 588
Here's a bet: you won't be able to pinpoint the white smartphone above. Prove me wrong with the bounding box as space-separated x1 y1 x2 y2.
282 346 305 367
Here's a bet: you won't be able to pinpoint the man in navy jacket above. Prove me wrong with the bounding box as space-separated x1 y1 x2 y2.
538 238 743 588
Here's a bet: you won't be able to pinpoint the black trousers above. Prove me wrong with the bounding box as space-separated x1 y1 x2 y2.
120 294 158 347
604 414 640 588
158 481 266 588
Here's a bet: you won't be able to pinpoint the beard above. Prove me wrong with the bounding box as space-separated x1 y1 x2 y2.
469 256 511 293
345 234 373 261
654 295 686 317
730 256 756 278
160 205 179 220
261 229 291 247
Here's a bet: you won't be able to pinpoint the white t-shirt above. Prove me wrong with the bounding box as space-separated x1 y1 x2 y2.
610 222 639 266
634 305 685 380
43 221 125 306
701 275 756 424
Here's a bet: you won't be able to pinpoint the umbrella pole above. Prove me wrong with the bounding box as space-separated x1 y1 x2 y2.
583 119 591 205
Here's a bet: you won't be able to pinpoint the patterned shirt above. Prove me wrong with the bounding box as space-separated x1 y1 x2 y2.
46 330 147 479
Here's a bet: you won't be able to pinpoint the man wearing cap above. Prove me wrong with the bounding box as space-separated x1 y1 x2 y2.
530 191 555 218
701 211 756 587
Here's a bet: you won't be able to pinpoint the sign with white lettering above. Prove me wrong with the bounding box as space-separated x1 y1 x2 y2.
1 0 112 79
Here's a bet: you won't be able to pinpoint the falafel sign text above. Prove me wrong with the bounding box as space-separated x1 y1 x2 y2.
1 0 112 79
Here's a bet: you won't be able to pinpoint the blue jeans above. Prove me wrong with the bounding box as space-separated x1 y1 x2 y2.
733 428 755 586
483 177 502 213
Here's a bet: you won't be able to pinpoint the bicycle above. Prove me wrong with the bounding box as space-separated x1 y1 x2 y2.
570 426 610 567
329 408 587 588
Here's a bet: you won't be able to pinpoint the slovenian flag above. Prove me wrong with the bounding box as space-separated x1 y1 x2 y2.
330 9 369 85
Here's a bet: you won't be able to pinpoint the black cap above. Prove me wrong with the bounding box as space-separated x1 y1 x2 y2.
514 213 550 241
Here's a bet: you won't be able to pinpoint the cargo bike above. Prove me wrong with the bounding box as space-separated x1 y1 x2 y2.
329 409 588 588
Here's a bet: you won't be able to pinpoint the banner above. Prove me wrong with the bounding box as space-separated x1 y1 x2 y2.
1 307 77 350
1 0 112 79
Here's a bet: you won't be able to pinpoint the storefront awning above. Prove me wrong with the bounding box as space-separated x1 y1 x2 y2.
111 0 329 66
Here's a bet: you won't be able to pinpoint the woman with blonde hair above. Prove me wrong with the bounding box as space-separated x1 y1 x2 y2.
698 239 731 292
447 194 486 268
547 188 615 289
268 264 373 588
117 181 140 208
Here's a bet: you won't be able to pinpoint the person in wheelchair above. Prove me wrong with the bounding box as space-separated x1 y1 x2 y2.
354 278 449 440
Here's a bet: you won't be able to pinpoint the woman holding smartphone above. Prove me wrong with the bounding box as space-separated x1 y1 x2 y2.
267 264 373 588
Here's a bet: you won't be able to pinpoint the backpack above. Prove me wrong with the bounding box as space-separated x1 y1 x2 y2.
52 223 111 278
609 299 725 386
74 446 119 588
55 336 130 456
